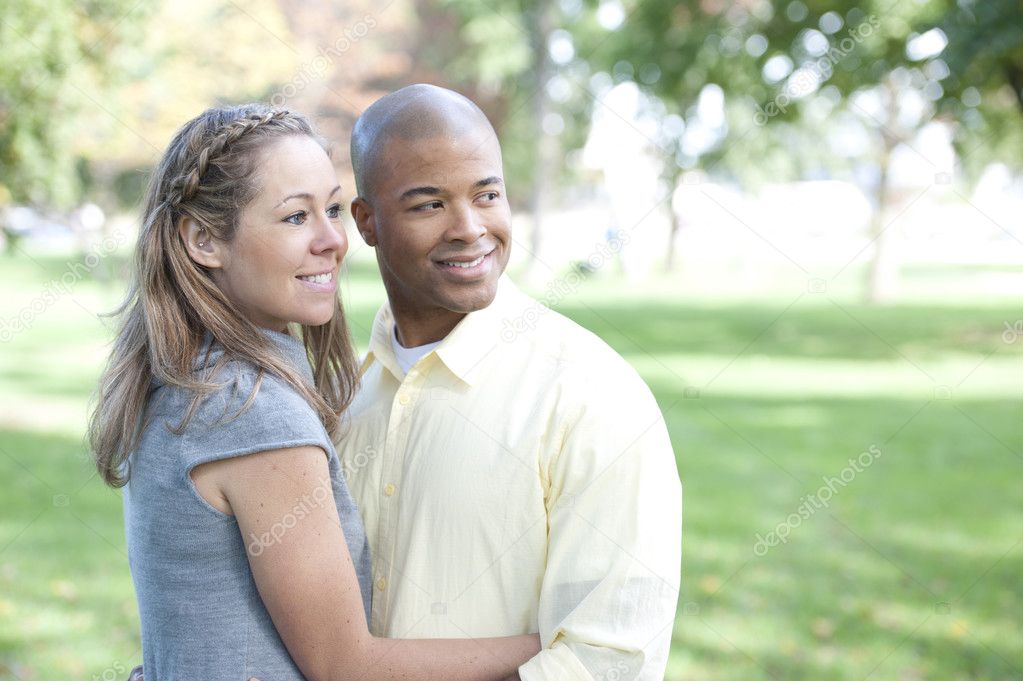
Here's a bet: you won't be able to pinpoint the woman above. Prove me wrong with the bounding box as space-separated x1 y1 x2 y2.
89 104 538 680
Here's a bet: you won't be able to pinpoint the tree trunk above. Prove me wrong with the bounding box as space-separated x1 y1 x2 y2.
665 210 681 272
866 80 900 304
526 0 554 274
664 166 682 272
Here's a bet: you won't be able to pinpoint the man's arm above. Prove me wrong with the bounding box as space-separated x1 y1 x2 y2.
520 368 682 681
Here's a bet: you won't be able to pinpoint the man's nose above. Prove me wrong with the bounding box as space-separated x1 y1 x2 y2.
445 203 487 242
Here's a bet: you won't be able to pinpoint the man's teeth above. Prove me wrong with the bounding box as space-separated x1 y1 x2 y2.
299 272 333 284
442 254 486 268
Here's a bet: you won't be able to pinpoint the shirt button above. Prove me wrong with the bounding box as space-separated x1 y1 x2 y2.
398 394 410 406
376 577 387 591
384 483 396 497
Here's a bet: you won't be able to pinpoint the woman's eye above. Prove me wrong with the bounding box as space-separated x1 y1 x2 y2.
284 211 306 225
326 204 343 219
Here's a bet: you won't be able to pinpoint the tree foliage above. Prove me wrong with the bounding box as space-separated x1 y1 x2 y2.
1 0 303 210
0 0 154 208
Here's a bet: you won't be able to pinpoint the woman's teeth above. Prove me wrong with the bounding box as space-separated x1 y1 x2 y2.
442 254 486 268
299 272 333 284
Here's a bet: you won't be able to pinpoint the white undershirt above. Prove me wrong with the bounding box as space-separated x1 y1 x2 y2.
390 327 442 374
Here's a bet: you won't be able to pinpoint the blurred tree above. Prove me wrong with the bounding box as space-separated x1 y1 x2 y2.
935 0 1023 179
268 0 409 183
89 0 301 207
406 0 563 270
0 0 303 216
583 0 1023 299
0 0 154 210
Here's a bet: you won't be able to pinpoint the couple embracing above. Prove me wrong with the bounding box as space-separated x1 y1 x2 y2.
90 84 682 681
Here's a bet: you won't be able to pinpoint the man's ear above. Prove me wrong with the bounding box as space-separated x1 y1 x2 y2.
350 198 378 247
178 216 224 269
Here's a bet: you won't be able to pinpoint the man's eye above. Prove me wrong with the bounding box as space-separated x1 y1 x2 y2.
326 204 343 219
481 191 499 201
284 211 306 225
414 201 443 212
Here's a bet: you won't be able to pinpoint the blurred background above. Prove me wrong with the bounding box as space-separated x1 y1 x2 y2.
1 0 1022 679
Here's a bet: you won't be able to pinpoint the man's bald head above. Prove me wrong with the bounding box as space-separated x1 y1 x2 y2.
350 84 498 200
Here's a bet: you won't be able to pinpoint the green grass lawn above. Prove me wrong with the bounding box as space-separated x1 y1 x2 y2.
1 250 1021 680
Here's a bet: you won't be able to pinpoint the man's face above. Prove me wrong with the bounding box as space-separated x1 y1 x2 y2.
353 126 512 329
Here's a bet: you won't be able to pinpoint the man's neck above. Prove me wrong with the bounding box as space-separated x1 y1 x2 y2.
390 307 466 348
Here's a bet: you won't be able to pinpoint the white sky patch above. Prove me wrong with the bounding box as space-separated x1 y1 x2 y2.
802 29 829 57
906 28 948 61
819 11 843 34
548 29 575 65
763 54 794 83
697 83 725 129
546 74 573 102
597 0 625 30
746 34 769 57
787 65 823 97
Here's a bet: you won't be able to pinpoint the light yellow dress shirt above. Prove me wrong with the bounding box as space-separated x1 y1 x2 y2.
340 277 682 680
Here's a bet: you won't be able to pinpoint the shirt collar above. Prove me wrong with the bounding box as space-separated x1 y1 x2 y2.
363 275 526 386
361 304 404 381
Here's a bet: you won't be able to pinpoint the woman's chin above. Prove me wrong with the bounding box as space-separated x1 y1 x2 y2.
293 310 335 328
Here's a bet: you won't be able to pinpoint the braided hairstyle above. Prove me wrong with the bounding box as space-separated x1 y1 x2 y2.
90 104 360 487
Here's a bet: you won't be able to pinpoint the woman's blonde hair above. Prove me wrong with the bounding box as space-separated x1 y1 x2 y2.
89 103 359 487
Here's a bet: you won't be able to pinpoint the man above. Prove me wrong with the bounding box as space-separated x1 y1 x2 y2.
343 84 682 680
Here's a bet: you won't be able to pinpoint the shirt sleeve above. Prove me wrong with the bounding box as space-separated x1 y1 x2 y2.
519 362 682 681
178 362 334 473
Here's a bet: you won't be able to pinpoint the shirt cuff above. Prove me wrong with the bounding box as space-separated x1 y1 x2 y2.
518 642 594 681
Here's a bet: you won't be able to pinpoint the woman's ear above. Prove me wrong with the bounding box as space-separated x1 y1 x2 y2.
350 198 377 247
178 216 224 269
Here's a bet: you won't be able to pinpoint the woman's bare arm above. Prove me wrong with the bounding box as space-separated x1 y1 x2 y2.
191 447 538 681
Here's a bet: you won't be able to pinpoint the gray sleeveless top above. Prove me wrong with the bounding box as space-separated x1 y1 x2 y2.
123 329 371 680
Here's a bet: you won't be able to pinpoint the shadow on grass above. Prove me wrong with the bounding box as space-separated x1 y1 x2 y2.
553 300 1023 361
666 390 1023 681
0 428 137 676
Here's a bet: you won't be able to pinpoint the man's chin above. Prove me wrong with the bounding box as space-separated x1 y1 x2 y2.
441 280 500 314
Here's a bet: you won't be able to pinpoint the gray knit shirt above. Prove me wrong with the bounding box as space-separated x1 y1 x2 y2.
123 329 371 680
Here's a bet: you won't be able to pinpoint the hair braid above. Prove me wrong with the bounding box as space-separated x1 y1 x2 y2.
169 109 293 208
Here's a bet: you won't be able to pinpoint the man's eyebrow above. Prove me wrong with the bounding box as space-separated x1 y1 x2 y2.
399 185 443 201
398 177 503 202
275 185 342 208
473 176 504 189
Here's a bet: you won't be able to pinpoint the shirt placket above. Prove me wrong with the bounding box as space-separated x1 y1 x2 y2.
372 366 422 631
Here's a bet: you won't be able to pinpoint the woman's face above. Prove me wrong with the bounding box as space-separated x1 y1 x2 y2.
213 135 347 331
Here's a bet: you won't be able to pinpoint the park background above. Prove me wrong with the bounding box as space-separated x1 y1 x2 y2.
2 0 1022 679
